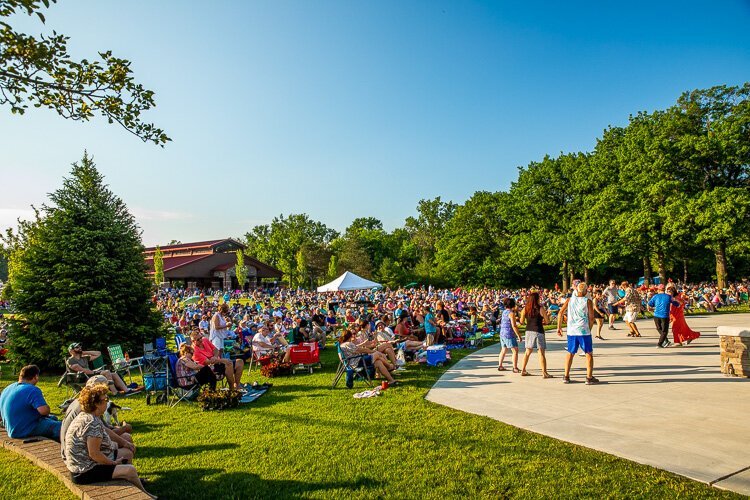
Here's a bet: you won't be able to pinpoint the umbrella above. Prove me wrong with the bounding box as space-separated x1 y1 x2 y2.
181 295 202 305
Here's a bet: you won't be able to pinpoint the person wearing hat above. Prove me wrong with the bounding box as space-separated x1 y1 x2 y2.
66 343 131 395
647 283 680 348
60 375 135 461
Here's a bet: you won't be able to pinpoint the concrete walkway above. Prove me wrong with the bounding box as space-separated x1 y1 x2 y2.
426 313 750 495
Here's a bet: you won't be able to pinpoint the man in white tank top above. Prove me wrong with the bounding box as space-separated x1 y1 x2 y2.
556 282 599 385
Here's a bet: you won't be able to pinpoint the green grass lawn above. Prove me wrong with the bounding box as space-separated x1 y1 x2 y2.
0 346 743 499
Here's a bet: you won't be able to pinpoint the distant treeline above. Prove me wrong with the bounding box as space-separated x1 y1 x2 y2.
243 84 750 290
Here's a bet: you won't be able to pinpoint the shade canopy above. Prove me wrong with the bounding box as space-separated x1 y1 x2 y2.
317 271 382 292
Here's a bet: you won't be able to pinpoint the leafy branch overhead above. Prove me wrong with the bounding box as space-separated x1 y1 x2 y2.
0 0 170 145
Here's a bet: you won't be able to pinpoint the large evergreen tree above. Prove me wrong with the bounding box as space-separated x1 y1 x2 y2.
3 153 162 368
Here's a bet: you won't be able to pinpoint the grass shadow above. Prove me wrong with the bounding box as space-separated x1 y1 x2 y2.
148 467 384 498
139 443 240 459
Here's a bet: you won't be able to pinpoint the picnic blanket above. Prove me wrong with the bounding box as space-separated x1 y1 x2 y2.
240 387 268 404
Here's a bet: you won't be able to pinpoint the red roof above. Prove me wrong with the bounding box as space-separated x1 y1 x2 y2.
145 254 213 274
144 239 225 253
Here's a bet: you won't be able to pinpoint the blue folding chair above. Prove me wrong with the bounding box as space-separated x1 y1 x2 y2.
155 337 168 355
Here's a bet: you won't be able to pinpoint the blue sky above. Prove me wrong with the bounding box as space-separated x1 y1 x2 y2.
2 0 749 246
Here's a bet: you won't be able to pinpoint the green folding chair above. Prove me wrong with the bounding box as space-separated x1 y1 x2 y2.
107 344 143 384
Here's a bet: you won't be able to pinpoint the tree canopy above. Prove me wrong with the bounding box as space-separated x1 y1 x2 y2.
241 84 750 290
0 0 169 145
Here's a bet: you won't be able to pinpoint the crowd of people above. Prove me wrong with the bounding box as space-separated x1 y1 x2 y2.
0 278 747 495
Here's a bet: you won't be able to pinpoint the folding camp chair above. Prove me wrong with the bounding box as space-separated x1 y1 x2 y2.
463 327 484 349
331 342 373 389
167 352 200 407
174 334 187 351
57 370 88 409
155 337 168 355
57 354 104 408
107 344 143 384
142 341 167 373
223 338 236 359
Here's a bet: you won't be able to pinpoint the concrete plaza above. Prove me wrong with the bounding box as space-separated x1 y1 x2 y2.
426 313 750 495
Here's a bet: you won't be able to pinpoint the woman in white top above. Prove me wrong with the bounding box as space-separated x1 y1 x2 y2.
209 303 230 351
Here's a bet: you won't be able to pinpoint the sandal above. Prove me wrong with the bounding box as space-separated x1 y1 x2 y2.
521 371 529 376
512 368 520 373
543 373 554 379
497 366 506 371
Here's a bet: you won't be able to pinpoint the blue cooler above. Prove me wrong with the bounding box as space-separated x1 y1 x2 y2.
144 371 167 391
426 345 447 367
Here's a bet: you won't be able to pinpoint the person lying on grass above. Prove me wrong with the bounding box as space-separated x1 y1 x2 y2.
63 384 156 499
339 329 398 386
60 375 135 462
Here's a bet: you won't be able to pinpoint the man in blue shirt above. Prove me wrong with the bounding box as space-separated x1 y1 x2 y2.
648 284 680 348
0 364 61 441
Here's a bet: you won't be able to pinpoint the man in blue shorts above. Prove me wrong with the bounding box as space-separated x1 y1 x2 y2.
557 282 599 385
0 365 61 440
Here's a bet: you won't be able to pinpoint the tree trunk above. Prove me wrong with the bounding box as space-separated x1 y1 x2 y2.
715 243 728 289
561 260 569 293
643 256 652 286
656 249 666 284
683 259 688 284
583 266 590 284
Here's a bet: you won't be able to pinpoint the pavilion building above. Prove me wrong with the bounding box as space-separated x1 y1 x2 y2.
143 239 282 289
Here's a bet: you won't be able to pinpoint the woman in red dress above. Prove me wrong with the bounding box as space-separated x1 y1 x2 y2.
669 289 700 345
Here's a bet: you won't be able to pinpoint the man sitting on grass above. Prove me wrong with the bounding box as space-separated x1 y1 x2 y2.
66 343 134 395
0 364 62 441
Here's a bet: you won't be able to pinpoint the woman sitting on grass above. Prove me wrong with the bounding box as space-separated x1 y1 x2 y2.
339 329 398 387
63 385 155 498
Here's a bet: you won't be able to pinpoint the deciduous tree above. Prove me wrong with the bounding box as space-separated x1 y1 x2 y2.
0 0 169 145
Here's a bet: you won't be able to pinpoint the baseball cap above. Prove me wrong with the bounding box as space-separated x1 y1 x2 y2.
85 375 109 387
68 342 82 351
657 284 666 290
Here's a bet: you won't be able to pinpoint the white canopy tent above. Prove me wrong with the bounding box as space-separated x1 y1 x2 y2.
317 271 382 292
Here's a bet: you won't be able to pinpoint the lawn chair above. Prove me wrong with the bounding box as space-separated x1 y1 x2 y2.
142 341 167 374
107 344 143 384
223 338 236 359
167 352 200 407
463 327 484 349
331 341 373 389
56 370 89 410
174 334 187 351
57 354 104 408
155 337 168 356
